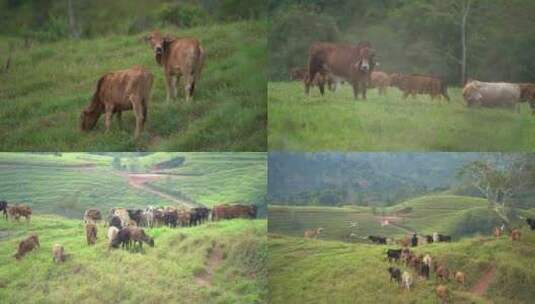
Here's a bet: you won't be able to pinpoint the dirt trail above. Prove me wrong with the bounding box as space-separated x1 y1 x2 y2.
195 243 224 287
116 172 198 208
470 265 496 296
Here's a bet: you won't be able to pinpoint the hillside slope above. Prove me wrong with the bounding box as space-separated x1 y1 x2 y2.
268 230 535 304
0 20 266 151
0 216 267 304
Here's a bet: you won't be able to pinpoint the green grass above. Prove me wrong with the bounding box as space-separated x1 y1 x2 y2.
268 230 535 304
268 82 535 151
0 215 267 304
0 21 266 151
0 152 267 218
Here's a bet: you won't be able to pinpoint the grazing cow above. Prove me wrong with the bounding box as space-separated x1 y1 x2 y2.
7 205 32 222
438 234 451 242
14 234 39 260
80 66 153 139
289 67 307 81
401 271 413 290
368 235 387 244
144 30 204 102
526 218 535 230
107 226 120 248
387 267 401 285
435 285 449 304
143 206 155 228
0 200 7 220
109 215 122 230
83 208 102 224
386 249 402 263
370 71 390 95
52 244 66 263
462 80 520 108
510 228 521 241
304 228 324 239
425 235 433 244
164 208 179 228
411 233 418 247
127 226 154 249
178 209 191 227
85 224 97 246
306 41 375 99
454 271 465 285
390 73 449 101
127 209 144 226
436 265 450 281
212 204 257 221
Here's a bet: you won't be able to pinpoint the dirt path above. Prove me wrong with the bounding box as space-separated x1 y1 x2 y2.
374 215 413 234
470 265 496 296
115 172 199 208
195 243 224 287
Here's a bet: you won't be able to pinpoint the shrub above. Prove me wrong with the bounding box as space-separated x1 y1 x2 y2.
157 3 210 28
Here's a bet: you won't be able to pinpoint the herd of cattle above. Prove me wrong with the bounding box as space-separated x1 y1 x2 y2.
289 41 535 110
80 30 204 139
303 219 534 303
0 200 257 262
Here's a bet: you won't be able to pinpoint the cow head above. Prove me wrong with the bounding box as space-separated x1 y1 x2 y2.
144 31 175 65
354 46 374 73
80 103 103 131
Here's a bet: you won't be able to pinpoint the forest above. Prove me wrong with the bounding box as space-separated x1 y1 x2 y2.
268 0 535 85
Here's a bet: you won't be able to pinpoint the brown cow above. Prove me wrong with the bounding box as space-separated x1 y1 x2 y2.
177 209 191 227
510 228 521 241
370 71 390 95
7 205 32 222
306 41 374 99
145 30 204 102
52 244 66 263
436 265 450 281
519 83 535 113
212 204 257 221
85 223 97 246
80 66 153 139
83 208 102 224
304 227 324 239
493 226 502 238
435 285 449 304
390 73 449 101
454 271 465 285
14 233 39 260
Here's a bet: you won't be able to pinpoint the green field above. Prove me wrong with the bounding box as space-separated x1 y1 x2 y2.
267 194 535 242
268 230 535 304
268 82 535 151
0 215 267 304
0 153 266 217
0 21 266 151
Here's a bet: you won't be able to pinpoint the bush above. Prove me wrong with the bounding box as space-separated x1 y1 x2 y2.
29 14 69 42
157 3 211 28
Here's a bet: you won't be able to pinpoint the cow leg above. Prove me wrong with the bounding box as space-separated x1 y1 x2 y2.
104 106 114 132
172 75 179 100
362 84 367 100
164 72 173 102
352 82 360 100
115 111 123 128
130 97 144 139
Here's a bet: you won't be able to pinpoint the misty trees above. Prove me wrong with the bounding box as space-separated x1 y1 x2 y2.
458 154 534 224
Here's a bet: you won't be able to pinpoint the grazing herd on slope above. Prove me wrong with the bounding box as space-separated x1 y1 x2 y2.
289 41 535 110
303 219 535 303
79 30 205 139
1 200 257 262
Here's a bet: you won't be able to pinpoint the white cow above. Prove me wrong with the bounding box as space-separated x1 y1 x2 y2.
463 80 520 108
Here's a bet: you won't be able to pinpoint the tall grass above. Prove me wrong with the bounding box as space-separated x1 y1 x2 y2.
0 21 266 151
268 82 535 151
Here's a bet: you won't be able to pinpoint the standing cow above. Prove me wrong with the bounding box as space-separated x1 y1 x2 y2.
463 80 520 108
306 41 375 99
144 30 204 102
83 208 102 225
80 66 153 139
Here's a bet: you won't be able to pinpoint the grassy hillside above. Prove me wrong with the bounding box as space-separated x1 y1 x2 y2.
268 230 535 304
0 153 267 218
0 20 266 151
0 215 267 304
268 195 519 241
268 82 535 151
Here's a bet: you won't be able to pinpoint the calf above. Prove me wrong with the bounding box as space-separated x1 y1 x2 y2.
510 229 521 241
436 265 450 282
83 208 102 224
52 244 66 263
85 223 97 246
128 226 154 249
8 205 32 222
145 31 204 102
387 267 401 285
401 271 413 290
112 228 131 249
386 249 402 263
391 73 449 101
304 228 323 239
80 66 153 139
14 234 39 260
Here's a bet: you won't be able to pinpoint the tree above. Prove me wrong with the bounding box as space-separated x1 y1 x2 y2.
67 0 80 38
458 154 531 224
